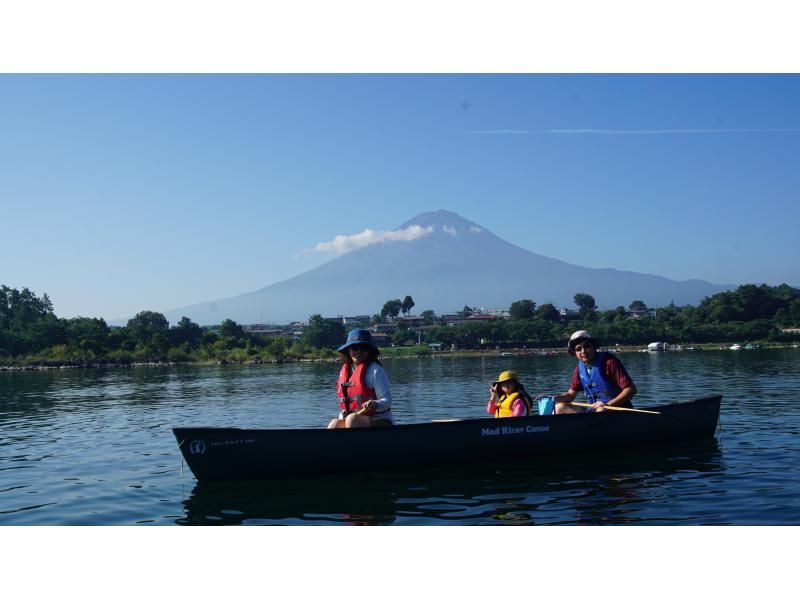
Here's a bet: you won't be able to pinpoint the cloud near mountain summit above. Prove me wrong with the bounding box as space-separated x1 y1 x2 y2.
314 224 434 254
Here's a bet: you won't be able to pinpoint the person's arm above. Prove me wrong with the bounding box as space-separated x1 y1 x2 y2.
607 384 637 407
364 363 392 414
487 383 500 414
553 388 577 403
510 397 528 417
604 356 637 407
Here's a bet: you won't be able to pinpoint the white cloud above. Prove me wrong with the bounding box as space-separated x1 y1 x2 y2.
314 224 434 254
469 226 483 233
442 225 457 237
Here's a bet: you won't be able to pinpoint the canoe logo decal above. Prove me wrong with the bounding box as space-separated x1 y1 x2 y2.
189 440 207 455
481 424 550 437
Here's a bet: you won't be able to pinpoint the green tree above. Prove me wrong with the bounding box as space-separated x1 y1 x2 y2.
381 299 403 320
574 293 597 320
127 311 169 339
509 299 536 320
392 327 417 346
217 319 246 349
126 311 170 358
401 295 415 316
108 326 136 352
536 303 560 322
0 285 61 355
301 314 345 349
421 309 436 325
219 319 245 340
264 337 289 360
737 284 782 320
65 317 110 355
170 316 204 349
628 300 648 312
791 299 800 326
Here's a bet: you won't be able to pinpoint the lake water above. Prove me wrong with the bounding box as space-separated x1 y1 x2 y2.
1 349 799 525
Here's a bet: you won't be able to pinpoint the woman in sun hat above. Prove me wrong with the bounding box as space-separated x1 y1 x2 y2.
327 328 394 429
487 370 534 417
553 330 637 414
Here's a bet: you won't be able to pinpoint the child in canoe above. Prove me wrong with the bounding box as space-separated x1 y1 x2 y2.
487 370 534 417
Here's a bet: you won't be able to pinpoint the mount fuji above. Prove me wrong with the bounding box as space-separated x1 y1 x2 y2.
157 210 733 325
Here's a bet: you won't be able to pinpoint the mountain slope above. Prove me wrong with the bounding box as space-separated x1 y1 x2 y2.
158 210 733 325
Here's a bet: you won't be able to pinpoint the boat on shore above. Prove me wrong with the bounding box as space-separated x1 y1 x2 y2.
174 395 722 481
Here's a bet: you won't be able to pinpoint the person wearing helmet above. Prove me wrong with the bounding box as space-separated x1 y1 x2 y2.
487 370 533 417
553 330 637 414
328 329 394 429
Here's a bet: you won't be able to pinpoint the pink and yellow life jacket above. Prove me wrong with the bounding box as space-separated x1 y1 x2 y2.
494 391 532 418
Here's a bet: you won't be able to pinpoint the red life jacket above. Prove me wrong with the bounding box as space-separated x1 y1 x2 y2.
336 362 377 415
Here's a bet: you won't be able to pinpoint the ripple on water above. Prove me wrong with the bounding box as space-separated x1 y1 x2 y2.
1 353 800 524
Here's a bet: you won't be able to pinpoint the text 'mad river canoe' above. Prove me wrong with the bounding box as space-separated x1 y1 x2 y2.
173 395 722 481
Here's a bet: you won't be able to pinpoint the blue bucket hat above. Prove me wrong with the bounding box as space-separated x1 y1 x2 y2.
337 328 376 352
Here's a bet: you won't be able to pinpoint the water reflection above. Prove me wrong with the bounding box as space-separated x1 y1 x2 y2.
4 349 798 524
178 439 722 525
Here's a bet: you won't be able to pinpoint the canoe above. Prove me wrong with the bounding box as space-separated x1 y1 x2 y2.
173 394 721 481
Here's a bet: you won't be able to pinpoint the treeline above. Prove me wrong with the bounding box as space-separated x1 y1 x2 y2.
1 283 799 366
427 284 800 349
0 286 342 366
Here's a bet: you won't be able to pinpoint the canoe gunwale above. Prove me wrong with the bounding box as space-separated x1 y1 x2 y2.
172 394 721 434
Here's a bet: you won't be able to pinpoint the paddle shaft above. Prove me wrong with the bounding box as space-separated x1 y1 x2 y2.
571 401 661 415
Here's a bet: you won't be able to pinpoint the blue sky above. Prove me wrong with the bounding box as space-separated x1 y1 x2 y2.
2 74 799 320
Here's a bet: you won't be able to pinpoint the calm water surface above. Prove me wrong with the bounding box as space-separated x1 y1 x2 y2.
1 350 799 525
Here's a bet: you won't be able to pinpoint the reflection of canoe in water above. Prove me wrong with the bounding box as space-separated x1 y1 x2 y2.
173 395 722 481
178 438 723 525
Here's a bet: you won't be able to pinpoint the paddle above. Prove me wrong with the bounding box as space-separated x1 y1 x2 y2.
571 401 661 415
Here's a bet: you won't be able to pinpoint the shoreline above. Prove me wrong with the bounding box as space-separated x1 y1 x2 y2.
2 342 796 372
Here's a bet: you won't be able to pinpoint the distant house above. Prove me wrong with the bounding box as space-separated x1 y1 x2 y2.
288 322 305 340
781 328 800 334
323 315 371 328
370 332 390 347
342 315 371 327
398 316 425 328
466 314 495 321
559 308 580 319
243 326 288 339
371 323 395 334
428 342 444 351
485 309 511 319
627 309 657 319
